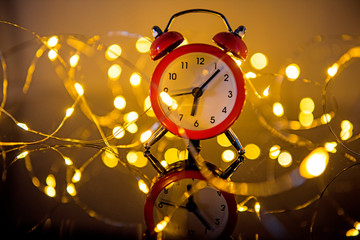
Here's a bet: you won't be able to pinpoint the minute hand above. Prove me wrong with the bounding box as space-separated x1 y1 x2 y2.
198 69 221 91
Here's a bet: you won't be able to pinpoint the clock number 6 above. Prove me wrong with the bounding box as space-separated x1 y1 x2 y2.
194 120 199 127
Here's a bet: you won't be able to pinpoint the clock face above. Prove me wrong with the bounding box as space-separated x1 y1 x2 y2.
150 44 246 139
144 170 237 240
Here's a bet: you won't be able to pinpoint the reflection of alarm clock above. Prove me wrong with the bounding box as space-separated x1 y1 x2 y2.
149 9 247 140
144 164 237 240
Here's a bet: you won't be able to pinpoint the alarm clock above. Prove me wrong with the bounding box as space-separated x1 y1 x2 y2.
149 8 247 140
144 162 238 240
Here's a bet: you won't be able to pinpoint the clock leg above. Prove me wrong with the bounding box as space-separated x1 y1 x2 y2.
221 129 245 179
186 139 201 169
144 125 168 174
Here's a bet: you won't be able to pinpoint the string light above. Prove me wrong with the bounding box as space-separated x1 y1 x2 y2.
285 63 300 80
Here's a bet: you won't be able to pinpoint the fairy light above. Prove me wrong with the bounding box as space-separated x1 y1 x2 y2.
324 142 337 153
124 111 139 123
237 205 248 212
250 52 268 70
45 186 56 197
127 151 138 164
244 72 256 79
263 86 270 97
105 44 122 61
217 133 232 147
17 122 29 131
48 49 58 61
155 216 170 232
254 202 261 213
72 169 82 183
113 126 125 139
126 123 138 133
278 151 292 167
65 107 74 117
340 120 353 140
299 147 329 178
346 228 359 237
244 144 261 160
285 63 300 80
160 160 168 168
144 96 155 117
108 64 122 80
164 148 180 165
221 149 235 162
69 54 80 67
269 145 281 159
327 63 338 77
140 130 152 143
138 179 149 194
160 91 176 108
321 113 332 124
300 97 315 114
102 150 118 168
354 221 360 230
64 157 73 165
46 36 59 48
114 96 126 110
74 82 84 96
135 37 151 53
16 151 29 159
299 112 314 127
273 102 284 117
66 183 77 196
130 72 141 87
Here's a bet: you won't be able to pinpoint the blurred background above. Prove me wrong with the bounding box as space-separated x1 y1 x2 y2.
1 0 360 239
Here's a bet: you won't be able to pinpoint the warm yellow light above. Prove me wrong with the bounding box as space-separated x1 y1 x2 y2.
341 120 353 131
17 122 29 131
299 112 314 127
140 130 152 143
102 151 118 168
48 49 58 61
244 144 261 160
46 174 56 187
32 177 40 187
254 202 261 213
45 186 56 197
144 96 155 117
130 72 141 86
161 160 168 168
244 72 257 79
69 54 80 67
327 63 338 77
285 63 300 80
105 44 122 61
126 123 138 133
47 36 59 48
16 151 29 159
222 149 236 162
278 151 292 167
250 53 268 70
164 148 180 165
74 82 84 96
131 152 148 168
263 86 270 97
237 205 248 212
354 221 360 230
273 102 284 117
300 147 329 178
340 130 352 141
269 145 281 159
160 91 175 107
321 113 332 124
114 96 126 110
135 37 151 53
124 111 139 123
138 179 149 194
346 228 359 237
127 151 138 164
72 170 82 183
155 217 170 232
300 97 315 114
324 142 337 153
179 150 188 160
217 133 232 147
108 64 122 80
66 183 77 196
64 157 73 165
65 108 74 117
113 126 125 139
234 58 242 67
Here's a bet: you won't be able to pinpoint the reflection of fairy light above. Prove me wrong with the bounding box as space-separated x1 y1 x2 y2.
250 52 268 70
273 102 284 117
299 147 329 178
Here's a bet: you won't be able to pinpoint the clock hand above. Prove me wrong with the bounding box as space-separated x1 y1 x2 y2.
159 199 186 209
198 68 221 92
185 185 214 230
190 92 200 116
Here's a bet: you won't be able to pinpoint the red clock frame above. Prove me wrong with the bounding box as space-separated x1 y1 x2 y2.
144 170 238 239
150 43 246 140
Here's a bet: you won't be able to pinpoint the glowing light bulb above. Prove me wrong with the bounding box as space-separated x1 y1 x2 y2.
299 112 314 127
354 221 360 230
254 202 261 213
327 63 338 77
140 130 152 143
17 122 29 131
160 91 176 107
164 148 180 165
48 49 58 61
321 113 332 124
108 64 122 80
126 123 138 133
72 170 81 183
66 183 77 196
269 145 281 159
285 63 300 80
127 151 138 164
69 54 80 67
222 149 236 162
244 72 256 79
161 160 168 168
273 102 284 117
74 83 84 96
16 151 29 159
278 151 292 167
346 228 359 237
105 44 122 60
46 174 56 187
300 97 315 114
45 186 56 197
300 147 329 178
237 205 248 212
138 179 149 194
250 52 268 70
113 126 125 139
130 72 141 86
64 157 73 165
144 96 155 117
124 111 139 123
155 217 170 232
324 142 337 153
135 37 151 53
217 133 232 147
263 86 270 96
65 107 74 117
101 151 118 168
47 36 59 48
114 96 126 110
244 144 261 160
